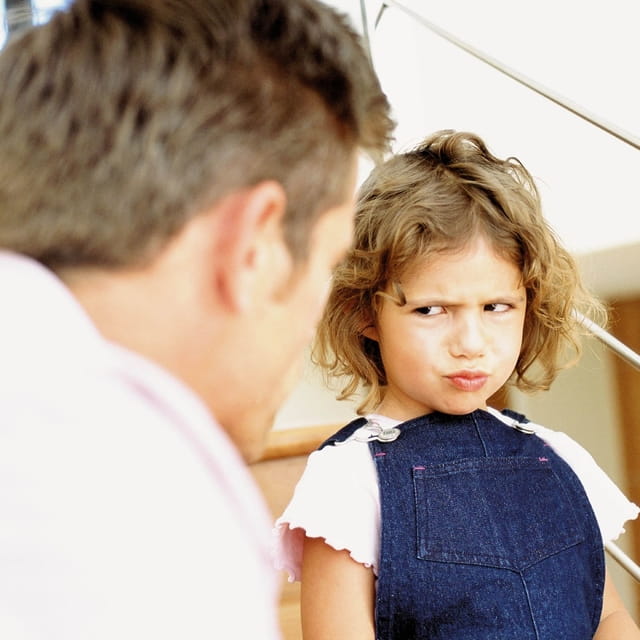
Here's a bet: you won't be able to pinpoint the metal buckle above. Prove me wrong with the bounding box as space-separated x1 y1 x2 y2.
511 420 535 435
335 419 401 445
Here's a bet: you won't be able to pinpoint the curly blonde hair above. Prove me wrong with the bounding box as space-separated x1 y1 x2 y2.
314 130 606 413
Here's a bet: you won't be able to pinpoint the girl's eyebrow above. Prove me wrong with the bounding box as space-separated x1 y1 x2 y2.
404 298 448 307
482 294 527 305
494 294 527 303
405 294 527 307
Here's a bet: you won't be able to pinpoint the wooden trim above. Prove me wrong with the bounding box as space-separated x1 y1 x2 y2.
609 298 640 612
258 423 343 462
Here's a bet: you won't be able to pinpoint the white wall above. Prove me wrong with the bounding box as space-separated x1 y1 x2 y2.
355 0 640 257
273 349 360 430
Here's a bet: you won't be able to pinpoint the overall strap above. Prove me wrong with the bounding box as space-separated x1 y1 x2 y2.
318 417 367 450
500 407 529 423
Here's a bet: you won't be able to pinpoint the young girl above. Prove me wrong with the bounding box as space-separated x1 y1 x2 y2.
274 131 640 639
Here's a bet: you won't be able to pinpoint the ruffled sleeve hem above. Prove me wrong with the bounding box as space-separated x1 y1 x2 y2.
272 519 376 583
608 502 639 542
271 442 380 583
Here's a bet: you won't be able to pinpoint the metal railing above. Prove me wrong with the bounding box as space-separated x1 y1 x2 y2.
573 311 640 581
371 0 640 152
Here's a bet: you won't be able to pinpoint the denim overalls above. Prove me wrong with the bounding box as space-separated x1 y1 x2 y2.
323 409 605 639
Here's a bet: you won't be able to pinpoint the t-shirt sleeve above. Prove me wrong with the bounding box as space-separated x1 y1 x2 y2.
272 441 380 582
532 424 639 543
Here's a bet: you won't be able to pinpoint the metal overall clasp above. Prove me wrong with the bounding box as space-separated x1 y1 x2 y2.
335 419 401 445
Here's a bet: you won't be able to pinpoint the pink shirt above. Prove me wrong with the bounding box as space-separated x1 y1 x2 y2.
0 252 281 639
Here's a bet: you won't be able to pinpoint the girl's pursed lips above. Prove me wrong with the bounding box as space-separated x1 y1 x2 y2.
446 370 489 391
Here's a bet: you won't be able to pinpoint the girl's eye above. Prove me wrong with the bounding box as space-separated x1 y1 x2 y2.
415 305 444 316
485 302 511 313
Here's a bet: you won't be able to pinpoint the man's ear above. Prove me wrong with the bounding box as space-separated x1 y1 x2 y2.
212 181 290 313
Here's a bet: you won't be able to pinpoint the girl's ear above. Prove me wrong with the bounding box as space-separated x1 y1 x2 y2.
212 180 290 313
361 324 379 342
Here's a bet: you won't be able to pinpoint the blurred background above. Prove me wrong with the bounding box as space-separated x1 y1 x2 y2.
1 0 72 45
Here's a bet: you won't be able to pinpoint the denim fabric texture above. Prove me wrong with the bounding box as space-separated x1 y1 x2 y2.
324 410 604 639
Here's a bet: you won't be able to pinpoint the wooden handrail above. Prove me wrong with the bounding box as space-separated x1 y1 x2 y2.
258 423 343 462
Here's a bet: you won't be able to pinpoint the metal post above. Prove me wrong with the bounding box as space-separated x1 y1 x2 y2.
573 310 640 372
375 0 640 152
606 541 640 583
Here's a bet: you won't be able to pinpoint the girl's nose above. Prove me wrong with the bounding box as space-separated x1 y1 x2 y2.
450 314 485 359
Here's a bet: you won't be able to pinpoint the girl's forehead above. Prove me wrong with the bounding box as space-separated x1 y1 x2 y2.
405 237 494 270
398 238 523 291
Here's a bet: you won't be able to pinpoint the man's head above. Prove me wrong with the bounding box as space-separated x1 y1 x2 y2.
0 0 393 459
0 0 393 269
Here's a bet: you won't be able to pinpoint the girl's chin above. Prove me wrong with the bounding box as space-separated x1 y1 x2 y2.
434 399 489 416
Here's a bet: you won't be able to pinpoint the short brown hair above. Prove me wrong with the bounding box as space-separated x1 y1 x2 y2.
314 130 606 413
0 0 393 269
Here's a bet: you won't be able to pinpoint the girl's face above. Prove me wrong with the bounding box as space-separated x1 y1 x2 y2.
365 235 526 421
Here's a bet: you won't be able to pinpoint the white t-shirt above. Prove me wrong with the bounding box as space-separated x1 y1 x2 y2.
274 407 639 582
0 252 281 639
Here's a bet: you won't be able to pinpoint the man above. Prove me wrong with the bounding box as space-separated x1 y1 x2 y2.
0 0 393 636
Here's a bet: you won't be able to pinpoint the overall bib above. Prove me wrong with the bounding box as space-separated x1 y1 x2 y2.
323 410 605 639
